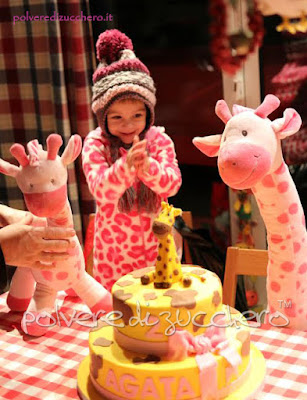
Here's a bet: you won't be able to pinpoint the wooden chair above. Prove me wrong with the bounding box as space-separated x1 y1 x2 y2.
223 246 268 307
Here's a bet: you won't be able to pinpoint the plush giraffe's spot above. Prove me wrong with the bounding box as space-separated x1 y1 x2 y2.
279 275 285 279
262 175 275 187
174 269 179 275
270 281 281 292
271 203 275 207
289 203 298 215
277 213 289 224
281 261 295 272
296 281 301 289
56 272 68 280
158 270 162 276
293 242 301 253
298 263 307 274
286 235 291 239
277 181 289 193
41 270 53 281
274 163 286 175
284 301 296 318
280 246 286 250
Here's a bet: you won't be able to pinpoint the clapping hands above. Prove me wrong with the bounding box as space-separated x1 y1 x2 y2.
126 136 149 173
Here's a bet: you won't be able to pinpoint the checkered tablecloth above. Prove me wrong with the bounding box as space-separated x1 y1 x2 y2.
0 293 306 400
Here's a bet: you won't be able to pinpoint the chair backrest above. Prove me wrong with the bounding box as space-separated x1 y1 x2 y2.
223 246 268 307
181 211 193 264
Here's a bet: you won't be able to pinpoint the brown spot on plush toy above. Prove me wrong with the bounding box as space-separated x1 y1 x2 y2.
143 292 157 301
212 290 221 307
132 354 161 364
90 353 103 379
93 337 113 347
113 290 133 325
164 289 198 309
236 331 250 357
116 280 134 287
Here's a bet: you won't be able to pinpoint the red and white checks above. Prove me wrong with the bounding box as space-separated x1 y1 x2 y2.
0 293 307 400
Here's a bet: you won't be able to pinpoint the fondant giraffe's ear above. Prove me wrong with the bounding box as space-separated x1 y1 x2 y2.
173 207 182 218
161 201 168 210
193 135 222 157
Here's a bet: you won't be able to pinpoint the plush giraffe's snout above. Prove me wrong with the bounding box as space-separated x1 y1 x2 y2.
152 221 171 238
24 185 67 217
218 142 271 189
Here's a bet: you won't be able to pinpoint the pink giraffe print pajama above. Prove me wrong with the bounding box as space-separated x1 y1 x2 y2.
82 125 182 292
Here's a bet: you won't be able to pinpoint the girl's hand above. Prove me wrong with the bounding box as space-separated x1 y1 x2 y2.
126 136 149 172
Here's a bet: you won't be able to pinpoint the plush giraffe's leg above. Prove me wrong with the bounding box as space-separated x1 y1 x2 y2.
7 268 36 312
72 272 112 315
21 283 57 336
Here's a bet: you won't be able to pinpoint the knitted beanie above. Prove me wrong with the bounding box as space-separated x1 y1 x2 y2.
92 29 156 133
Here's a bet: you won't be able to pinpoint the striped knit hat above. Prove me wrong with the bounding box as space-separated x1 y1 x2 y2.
92 29 156 133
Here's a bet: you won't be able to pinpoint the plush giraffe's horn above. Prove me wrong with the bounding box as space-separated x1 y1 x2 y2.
215 100 232 124
47 134 63 160
254 94 280 118
10 144 29 167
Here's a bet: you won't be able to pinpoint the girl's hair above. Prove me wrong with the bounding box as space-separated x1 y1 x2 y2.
100 101 161 214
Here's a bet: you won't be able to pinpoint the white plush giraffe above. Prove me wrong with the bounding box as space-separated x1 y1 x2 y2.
0 134 112 336
193 94 307 330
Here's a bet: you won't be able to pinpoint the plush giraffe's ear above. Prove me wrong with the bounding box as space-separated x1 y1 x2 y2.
193 134 222 157
173 207 182 218
61 135 82 166
271 108 302 139
0 158 20 177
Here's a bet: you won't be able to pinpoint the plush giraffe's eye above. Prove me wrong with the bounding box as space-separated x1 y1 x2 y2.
30 183 34 188
51 179 55 184
242 130 248 136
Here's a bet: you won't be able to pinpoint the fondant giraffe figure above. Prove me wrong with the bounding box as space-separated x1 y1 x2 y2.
0 134 112 336
193 94 307 330
141 202 194 288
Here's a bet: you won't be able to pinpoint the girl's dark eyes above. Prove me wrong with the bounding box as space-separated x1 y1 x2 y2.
134 113 143 118
111 116 121 120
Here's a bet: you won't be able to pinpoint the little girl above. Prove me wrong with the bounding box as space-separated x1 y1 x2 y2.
82 29 182 292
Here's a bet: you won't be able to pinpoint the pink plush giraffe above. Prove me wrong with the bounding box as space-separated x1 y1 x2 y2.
0 134 112 336
193 94 307 330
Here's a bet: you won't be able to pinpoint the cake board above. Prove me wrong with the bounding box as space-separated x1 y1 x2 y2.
77 344 266 400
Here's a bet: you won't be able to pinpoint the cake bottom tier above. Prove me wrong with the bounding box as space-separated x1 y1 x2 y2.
77 345 265 400
77 324 266 400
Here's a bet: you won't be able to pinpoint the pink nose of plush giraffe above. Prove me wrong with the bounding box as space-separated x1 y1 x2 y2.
218 143 271 189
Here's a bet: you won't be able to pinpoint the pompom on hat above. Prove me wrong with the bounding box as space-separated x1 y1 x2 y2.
92 29 156 133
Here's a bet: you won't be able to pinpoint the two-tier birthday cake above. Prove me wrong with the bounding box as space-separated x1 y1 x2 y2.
77 203 266 399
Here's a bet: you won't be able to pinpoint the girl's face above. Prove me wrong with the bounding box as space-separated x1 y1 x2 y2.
106 99 147 144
